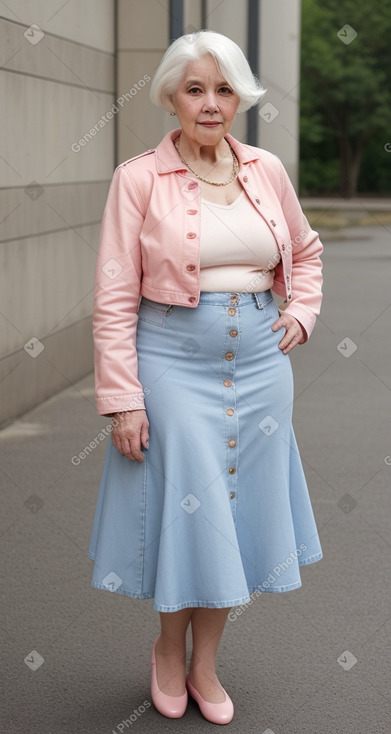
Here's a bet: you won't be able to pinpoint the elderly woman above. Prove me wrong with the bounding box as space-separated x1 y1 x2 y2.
88 30 323 725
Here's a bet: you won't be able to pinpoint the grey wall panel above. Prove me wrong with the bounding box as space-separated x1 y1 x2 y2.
116 50 172 159
258 0 301 188
116 0 171 161
0 0 114 52
0 2 115 423
0 224 100 358
183 0 202 33
0 18 115 92
117 0 169 50
0 316 94 428
0 181 110 243
0 72 115 187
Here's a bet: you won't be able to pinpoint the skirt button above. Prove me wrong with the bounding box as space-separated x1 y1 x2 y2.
224 379 232 387
228 467 236 475
228 308 236 316
226 408 234 416
228 440 236 447
225 352 234 361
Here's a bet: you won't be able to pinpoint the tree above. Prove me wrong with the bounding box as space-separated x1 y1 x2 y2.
300 0 391 197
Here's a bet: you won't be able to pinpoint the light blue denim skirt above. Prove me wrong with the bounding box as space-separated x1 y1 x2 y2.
88 290 323 612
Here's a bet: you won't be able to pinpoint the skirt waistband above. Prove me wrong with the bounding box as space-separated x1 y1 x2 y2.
198 291 273 307
140 290 274 310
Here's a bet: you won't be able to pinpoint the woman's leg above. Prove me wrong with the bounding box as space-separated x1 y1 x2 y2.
154 608 193 695
188 608 231 703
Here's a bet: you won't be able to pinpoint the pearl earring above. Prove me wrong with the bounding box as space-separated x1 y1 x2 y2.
170 112 176 116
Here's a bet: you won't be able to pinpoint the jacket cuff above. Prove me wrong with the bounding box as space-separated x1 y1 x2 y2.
96 392 146 416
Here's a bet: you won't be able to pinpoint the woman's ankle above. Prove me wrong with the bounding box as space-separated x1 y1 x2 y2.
156 634 186 659
189 659 217 678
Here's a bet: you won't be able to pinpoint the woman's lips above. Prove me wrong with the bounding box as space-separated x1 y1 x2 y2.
198 121 221 126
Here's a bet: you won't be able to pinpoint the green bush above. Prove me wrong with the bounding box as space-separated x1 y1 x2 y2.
299 157 339 197
300 0 391 196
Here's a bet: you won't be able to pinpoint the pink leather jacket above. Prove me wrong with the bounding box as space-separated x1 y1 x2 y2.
93 128 323 416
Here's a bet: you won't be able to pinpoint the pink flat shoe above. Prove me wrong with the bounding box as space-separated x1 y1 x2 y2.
151 638 188 718
186 676 234 725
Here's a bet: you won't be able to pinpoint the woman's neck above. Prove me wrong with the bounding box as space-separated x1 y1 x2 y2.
176 132 231 165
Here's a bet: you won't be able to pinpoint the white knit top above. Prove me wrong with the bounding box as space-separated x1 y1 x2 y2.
200 191 280 293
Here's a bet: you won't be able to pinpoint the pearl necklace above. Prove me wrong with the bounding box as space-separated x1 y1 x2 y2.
174 136 239 187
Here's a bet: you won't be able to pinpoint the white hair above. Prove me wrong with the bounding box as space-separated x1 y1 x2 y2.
150 30 266 114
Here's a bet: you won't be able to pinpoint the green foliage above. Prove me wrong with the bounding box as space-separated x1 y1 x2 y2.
359 140 391 194
299 154 339 197
300 0 391 195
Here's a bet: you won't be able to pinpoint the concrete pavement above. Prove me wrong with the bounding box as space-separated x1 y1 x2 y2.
1 224 391 733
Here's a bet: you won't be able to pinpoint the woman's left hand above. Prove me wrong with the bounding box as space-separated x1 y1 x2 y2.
271 314 306 354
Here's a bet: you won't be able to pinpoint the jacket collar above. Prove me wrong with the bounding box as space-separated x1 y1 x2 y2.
155 128 260 173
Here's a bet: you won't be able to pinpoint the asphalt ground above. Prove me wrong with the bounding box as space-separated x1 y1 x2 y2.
1 222 391 733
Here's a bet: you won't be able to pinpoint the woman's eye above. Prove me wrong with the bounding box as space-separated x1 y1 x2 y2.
186 85 232 94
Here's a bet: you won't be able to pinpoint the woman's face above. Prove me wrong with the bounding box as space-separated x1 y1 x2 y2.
170 53 240 148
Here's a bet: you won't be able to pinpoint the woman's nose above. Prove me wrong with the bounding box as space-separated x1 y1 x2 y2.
202 92 220 112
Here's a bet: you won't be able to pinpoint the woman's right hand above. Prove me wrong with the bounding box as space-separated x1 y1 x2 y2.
111 410 150 462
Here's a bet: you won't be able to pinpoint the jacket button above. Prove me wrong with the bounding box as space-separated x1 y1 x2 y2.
186 209 197 215
186 232 196 239
228 440 236 447
224 379 232 387
281 243 286 250
229 329 238 338
188 296 197 303
271 219 276 226
226 408 234 416
255 197 260 204
188 182 198 190
225 352 234 361
186 264 196 271
243 175 248 182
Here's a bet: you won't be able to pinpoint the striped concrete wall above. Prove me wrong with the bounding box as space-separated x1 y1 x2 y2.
0 1 115 426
